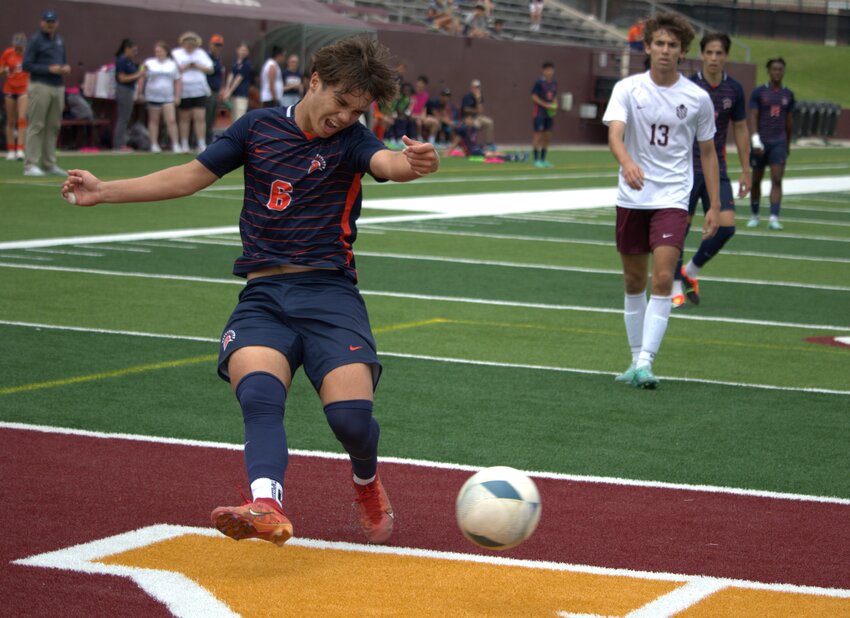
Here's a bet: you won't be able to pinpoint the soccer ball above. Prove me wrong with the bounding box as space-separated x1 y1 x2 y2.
456 466 541 550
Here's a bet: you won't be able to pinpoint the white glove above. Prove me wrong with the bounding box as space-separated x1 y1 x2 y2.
751 133 764 151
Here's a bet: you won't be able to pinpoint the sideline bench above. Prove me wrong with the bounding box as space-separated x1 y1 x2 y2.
59 118 111 150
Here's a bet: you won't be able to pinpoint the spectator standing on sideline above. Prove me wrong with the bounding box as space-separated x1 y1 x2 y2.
280 54 304 108
22 10 69 176
461 79 494 149
204 34 226 144
748 57 794 230
602 12 719 389
529 0 544 32
1 33 29 161
62 35 440 549
172 31 213 153
142 41 181 153
531 61 556 168
223 42 253 121
113 38 145 152
672 32 750 308
260 46 284 108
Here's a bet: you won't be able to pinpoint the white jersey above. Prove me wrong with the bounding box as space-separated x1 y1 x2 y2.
602 71 715 210
260 58 284 104
142 57 180 103
171 47 213 99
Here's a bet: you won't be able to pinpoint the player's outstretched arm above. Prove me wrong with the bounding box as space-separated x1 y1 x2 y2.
61 161 219 207
370 135 439 182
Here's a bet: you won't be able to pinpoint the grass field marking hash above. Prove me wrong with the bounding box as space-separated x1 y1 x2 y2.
0 354 218 396
2 263 847 332
3 421 849 505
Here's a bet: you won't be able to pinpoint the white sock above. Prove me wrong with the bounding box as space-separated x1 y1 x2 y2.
353 474 376 486
672 280 683 297
180 140 189 151
685 260 701 280
637 294 672 369
197 139 207 150
769 214 779 222
624 292 647 364
251 478 283 506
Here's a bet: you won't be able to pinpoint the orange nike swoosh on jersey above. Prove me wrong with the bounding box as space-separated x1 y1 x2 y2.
349 345 363 351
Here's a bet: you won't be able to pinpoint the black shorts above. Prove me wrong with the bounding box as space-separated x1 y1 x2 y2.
688 172 736 216
178 96 207 110
217 270 382 391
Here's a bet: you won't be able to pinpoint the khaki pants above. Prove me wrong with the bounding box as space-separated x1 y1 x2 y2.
25 81 64 170
475 115 495 145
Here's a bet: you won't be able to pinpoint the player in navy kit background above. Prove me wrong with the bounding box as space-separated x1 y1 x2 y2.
672 32 750 308
748 57 794 230
530 61 557 168
61 36 440 548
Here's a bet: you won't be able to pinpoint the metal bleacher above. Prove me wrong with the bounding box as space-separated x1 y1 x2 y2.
319 0 626 47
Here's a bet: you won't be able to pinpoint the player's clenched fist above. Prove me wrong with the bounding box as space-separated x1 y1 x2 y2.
401 135 439 177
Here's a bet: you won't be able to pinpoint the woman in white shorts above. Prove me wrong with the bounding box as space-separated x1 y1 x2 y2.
142 41 181 153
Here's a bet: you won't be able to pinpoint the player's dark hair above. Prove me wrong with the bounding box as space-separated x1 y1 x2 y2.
311 35 398 106
418 74 429 84
542 61 554 69
766 57 786 69
700 32 731 53
270 46 284 59
115 38 134 57
643 12 695 55
153 40 170 54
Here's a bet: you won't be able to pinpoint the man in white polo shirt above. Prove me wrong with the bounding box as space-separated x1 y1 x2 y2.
603 12 720 389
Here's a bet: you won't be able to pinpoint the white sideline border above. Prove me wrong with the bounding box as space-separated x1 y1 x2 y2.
1 420 848 506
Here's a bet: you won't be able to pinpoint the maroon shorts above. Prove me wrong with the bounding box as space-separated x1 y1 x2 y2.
615 206 688 254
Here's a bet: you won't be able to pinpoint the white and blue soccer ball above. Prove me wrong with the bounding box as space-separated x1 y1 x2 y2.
456 466 541 550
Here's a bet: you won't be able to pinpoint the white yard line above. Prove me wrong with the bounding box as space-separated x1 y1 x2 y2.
0 265 847 331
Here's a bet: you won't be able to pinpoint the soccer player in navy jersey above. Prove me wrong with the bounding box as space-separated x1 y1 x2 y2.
672 32 751 308
748 57 794 230
531 61 557 168
61 36 439 547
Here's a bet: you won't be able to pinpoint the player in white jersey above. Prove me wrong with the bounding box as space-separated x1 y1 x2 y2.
602 12 720 388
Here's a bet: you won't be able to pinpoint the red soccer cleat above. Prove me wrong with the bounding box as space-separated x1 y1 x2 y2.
353 476 394 544
211 498 293 547
680 266 700 305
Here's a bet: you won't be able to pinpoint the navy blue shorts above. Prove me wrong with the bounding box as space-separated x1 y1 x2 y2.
688 172 735 216
533 115 553 133
750 141 787 169
217 271 382 391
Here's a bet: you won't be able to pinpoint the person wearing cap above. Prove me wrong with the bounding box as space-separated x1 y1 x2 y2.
21 10 70 176
205 34 226 144
461 79 494 149
172 31 213 153
425 87 457 146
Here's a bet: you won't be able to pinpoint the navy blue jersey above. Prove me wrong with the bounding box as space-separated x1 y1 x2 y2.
749 84 795 143
690 72 746 175
115 55 140 87
531 78 557 119
230 59 253 97
197 106 387 282
207 54 225 91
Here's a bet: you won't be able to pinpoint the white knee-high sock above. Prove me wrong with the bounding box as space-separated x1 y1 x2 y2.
624 292 647 363
637 294 672 368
